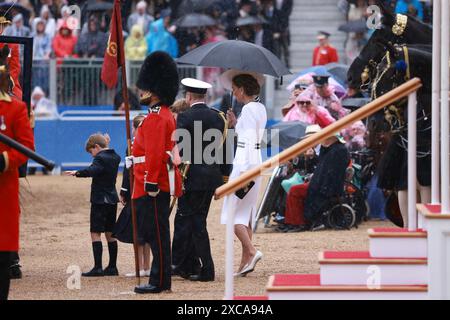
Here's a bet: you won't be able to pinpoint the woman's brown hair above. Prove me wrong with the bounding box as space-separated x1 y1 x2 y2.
232 74 260 96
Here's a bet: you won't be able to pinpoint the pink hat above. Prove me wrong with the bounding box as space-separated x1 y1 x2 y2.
295 91 314 103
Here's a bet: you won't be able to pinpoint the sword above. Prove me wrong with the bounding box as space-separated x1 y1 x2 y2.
169 161 190 215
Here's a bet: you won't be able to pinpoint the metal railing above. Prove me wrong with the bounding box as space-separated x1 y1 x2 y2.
33 58 276 110
216 78 423 300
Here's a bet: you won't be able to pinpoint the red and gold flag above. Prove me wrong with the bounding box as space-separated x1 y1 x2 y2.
101 0 125 88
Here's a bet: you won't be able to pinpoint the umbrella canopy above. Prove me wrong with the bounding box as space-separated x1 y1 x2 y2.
338 19 367 33
235 15 266 27
324 62 349 87
177 40 291 77
0 3 31 26
175 13 217 28
263 121 309 150
85 2 114 12
287 72 347 98
342 98 370 112
177 0 220 15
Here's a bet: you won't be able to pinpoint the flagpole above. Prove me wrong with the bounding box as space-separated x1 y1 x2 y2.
116 0 141 286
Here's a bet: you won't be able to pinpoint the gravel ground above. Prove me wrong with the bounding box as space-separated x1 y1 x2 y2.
9 175 392 300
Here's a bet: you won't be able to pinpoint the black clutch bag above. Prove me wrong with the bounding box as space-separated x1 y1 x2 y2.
235 181 255 199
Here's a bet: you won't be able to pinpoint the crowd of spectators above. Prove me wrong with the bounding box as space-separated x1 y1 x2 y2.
0 0 294 66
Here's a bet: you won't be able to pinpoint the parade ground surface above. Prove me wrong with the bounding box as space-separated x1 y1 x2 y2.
10 175 392 300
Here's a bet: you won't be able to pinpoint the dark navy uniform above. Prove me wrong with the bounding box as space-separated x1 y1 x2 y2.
172 79 230 281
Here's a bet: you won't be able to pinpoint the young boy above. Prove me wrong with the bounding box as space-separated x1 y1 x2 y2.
66 133 121 277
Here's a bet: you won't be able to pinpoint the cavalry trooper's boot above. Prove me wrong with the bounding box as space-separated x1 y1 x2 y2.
9 252 22 280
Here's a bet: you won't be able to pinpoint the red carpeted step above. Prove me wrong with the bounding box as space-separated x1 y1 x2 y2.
368 228 428 258
424 204 442 214
267 274 427 291
320 251 427 263
417 203 450 218
272 274 321 287
371 227 426 233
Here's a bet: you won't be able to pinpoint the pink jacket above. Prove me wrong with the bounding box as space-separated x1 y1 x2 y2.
282 105 335 128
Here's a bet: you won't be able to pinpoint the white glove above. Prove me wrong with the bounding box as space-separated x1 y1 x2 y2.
148 190 160 197
125 156 133 169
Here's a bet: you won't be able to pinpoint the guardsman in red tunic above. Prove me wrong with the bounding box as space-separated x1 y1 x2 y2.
0 16 23 100
0 59 34 300
312 31 339 66
132 51 182 294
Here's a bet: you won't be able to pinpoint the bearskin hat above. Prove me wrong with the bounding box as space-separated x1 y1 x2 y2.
136 51 179 106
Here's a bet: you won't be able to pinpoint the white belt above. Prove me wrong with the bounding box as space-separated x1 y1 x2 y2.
133 156 146 164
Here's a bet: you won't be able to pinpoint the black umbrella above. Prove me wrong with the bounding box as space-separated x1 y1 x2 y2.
338 19 367 33
0 3 31 26
85 2 114 12
324 62 349 87
176 13 217 28
177 0 220 15
177 40 291 77
342 98 371 111
263 121 308 150
235 15 266 27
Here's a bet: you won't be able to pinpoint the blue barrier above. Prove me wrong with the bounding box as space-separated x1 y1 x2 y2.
31 117 129 170
31 115 281 171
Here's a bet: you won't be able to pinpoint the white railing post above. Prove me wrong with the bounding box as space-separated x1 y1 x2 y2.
408 92 417 231
224 208 236 300
431 0 441 204
49 58 57 104
264 76 275 119
441 0 450 213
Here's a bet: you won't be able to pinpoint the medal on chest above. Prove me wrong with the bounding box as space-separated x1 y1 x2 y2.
0 115 6 131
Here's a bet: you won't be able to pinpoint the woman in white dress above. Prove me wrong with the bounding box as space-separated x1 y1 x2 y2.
220 70 267 276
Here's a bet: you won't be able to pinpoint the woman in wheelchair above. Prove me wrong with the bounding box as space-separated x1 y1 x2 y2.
276 134 350 233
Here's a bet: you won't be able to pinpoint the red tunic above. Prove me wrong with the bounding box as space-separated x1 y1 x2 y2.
132 105 182 199
0 43 23 100
0 95 34 251
312 45 339 66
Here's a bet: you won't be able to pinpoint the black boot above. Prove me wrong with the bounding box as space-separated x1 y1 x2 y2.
104 241 118 276
82 242 104 277
9 253 22 280
0 252 11 300
134 284 170 294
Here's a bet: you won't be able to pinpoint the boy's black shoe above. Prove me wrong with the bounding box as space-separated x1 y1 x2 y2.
134 284 170 294
9 263 22 279
82 267 104 277
103 266 119 276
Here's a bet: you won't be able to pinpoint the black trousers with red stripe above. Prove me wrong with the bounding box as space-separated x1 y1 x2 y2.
135 192 171 289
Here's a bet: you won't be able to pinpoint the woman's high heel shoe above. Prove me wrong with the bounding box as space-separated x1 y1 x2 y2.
234 264 249 277
240 251 263 275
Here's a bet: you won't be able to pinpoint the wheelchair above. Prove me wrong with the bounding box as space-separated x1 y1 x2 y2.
255 163 368 232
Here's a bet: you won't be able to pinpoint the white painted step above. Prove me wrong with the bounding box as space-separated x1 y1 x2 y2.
368 228 428 258
266 274 427 300
319 251 428 286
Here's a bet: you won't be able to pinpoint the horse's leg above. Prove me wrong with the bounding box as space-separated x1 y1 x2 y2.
398 190 408 227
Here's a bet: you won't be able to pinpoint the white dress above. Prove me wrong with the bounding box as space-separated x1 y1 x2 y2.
221 101 267 228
